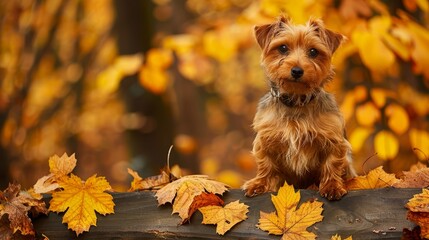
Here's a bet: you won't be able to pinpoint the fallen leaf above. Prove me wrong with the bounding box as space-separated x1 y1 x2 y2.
155 175 229 221
394 167 429 188
258 182 323 239
410 162 428 172
407 212 429 239
406 189 429 212
346 166 399 190
34 153 77 194
374 130 399 160
406 189 429 239
127 168 170 192
199 200 249 235
0 183 48 236
184 193 224 224
49 174 115 236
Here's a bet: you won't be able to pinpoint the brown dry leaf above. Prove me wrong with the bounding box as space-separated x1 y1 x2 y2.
394 167 429 188
49 174 115 236
155 175 229 221
183 192 224 224
346 166 399 190
0 183 48 236
127 168 170 192
406 189 429 238
258 182 323 239
33 153 77 194
199 200 249 235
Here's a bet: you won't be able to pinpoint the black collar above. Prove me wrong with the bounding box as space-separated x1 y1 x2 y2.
270 84 318 107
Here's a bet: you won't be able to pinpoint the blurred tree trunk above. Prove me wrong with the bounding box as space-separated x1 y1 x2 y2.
114 0 175 176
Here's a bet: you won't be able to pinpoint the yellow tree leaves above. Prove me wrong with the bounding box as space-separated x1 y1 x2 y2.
199 200 249 235
49 174 115 236
374 130 399 160
258 182 323 240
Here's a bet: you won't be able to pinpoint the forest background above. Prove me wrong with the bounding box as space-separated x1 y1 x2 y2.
1 0 429 190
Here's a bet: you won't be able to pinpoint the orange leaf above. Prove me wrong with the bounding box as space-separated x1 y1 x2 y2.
199 200 249 235
184 192 224 224
127 168 171 192
33 153 76 194
49 174 115 236
406 189 429 238
346 166 399 190
258 182 323 239
155 175 229 221
407 211 429 239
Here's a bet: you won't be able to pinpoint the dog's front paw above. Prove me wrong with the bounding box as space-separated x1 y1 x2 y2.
242 178 269 197
319 181 347 200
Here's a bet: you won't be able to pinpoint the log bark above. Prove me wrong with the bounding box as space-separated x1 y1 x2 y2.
33 188 419 239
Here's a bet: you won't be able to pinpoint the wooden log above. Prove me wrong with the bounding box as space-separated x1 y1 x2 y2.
33 188 420 239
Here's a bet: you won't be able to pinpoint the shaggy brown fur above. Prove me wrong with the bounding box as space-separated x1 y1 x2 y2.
242 16 355 200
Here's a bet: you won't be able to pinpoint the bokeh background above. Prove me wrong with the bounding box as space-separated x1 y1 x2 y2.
1 0 429 190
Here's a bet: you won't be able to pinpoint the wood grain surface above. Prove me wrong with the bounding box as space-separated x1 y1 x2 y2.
33 188 420 239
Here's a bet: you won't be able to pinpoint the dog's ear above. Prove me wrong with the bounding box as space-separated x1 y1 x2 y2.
254 16 290 49
254 23 275 49
308 18 345 54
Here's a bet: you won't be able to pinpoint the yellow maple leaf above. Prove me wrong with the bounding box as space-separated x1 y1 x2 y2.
199 200 249 235
49 174 115 236
374 130 399 160
155 175 229 221
33 153 77 194
346 166 399 190
258 182 323 239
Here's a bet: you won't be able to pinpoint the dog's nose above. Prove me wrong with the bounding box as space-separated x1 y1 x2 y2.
291 67 304 79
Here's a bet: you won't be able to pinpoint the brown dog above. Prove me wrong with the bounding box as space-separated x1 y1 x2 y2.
242 16 355 200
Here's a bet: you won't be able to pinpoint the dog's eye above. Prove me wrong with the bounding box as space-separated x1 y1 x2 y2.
308 48 319 58
278 45 289 54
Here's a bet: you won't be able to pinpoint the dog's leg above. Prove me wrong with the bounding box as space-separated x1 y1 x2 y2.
242 155 280 197
319 152 348 200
